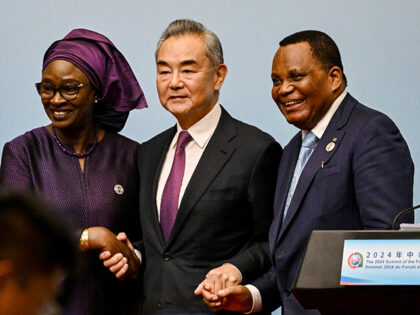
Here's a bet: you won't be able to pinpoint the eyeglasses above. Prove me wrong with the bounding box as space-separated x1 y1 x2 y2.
35 82 86 101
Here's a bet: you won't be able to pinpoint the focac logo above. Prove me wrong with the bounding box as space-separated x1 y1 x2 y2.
347 252 363 269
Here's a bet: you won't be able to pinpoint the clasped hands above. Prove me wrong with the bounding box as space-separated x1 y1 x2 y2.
94 233 253 312
86 227 140 279
194 263 253 313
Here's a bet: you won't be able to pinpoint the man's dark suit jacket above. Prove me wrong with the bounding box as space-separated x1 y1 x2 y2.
136 107 282 314
252 93 414 315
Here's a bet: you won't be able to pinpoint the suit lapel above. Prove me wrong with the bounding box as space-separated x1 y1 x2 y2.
165 108 237 246
269 134 300 250
276 94 357 243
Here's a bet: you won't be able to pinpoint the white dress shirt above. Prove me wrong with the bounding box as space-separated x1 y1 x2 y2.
156 102 222 219
246 91 347 313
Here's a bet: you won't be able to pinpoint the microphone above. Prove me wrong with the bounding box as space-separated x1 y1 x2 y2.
392 204 420 230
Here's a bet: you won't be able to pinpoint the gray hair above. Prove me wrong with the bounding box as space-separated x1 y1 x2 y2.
155 19 224 67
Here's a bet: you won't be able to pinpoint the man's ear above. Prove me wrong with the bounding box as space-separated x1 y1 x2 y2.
214 64 228 91
328 66 343 92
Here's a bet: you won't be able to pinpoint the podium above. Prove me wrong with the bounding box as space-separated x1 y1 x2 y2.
292 230 420 314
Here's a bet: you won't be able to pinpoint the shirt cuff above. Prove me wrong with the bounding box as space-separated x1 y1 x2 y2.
244 284 262 313
134 249 142 264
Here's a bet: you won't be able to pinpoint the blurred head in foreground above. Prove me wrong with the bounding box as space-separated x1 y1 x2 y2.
0 191 76 315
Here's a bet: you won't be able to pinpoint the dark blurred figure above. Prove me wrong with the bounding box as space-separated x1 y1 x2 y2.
0 191 76 315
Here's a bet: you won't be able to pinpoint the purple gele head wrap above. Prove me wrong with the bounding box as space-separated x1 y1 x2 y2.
42 28 147 132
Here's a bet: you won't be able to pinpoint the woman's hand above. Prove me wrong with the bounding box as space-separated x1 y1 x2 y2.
85 227 140 279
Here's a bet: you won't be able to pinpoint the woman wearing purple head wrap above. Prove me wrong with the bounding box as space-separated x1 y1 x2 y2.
0 29 147 315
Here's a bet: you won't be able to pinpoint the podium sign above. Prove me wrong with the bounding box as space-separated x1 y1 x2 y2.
340 239 420 285
292 230 420 314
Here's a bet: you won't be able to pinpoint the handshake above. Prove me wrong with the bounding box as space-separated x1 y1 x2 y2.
93 229 254 313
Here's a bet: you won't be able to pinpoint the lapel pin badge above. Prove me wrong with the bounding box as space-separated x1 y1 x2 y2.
326 142 335 152
114 184 124 195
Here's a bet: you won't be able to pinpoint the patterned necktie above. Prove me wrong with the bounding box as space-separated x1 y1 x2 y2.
160 131 193 242
283 131 318 220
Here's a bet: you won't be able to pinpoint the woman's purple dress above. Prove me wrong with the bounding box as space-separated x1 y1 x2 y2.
0 127 141 315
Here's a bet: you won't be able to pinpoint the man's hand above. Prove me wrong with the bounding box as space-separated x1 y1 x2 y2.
194 280 223 312
218 285 253 312
194 263 243 311
88 229 139 279
195 263 242 294
196 284 253 312
195 263 242 296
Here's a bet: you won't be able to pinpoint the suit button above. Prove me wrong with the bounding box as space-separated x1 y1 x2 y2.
285 289 291 297
157 299 164 307
163 253 171 261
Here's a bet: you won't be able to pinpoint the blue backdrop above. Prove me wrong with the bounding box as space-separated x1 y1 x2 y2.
1 1 419 313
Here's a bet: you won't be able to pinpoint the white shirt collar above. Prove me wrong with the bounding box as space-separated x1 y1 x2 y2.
302 90 347 139
171 102 222 149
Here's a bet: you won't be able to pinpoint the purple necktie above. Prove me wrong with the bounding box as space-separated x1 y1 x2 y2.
160 131 192 243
